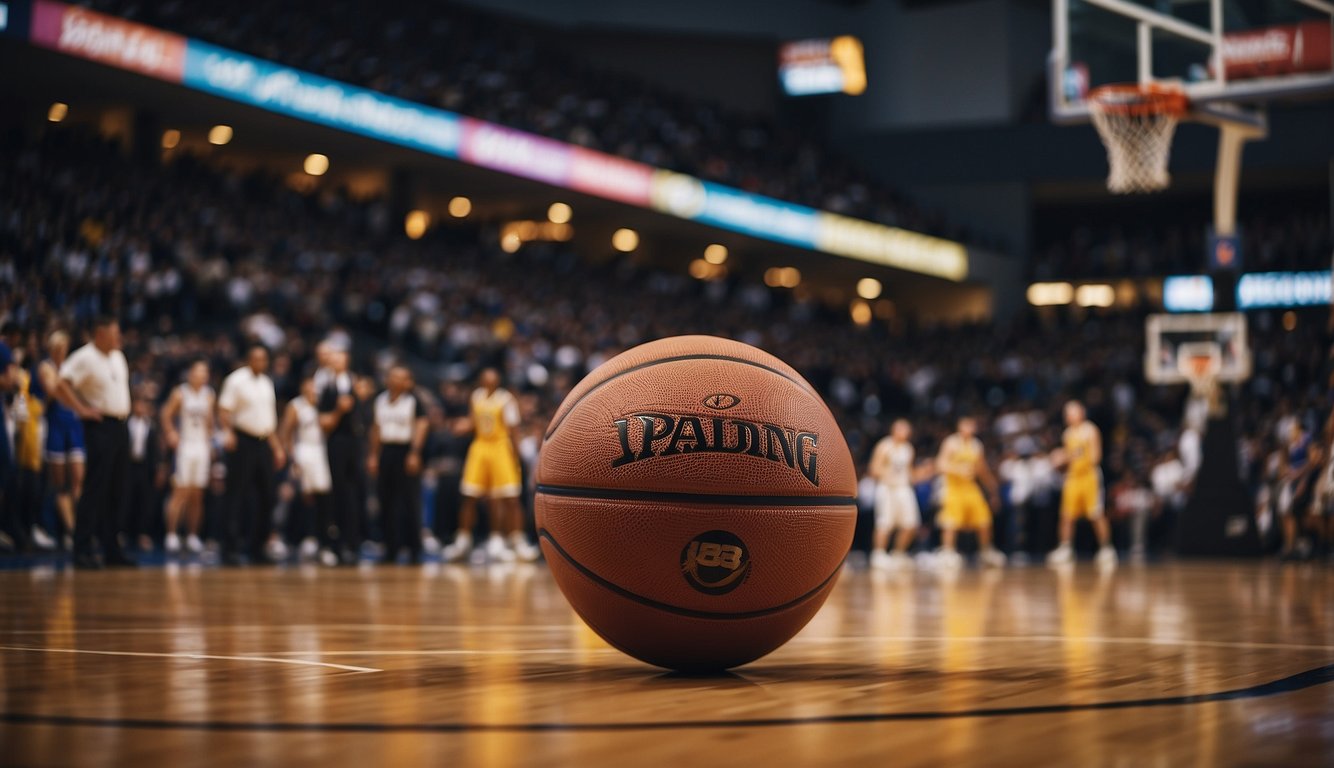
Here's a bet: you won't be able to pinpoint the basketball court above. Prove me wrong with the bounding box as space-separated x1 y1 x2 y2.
1 563 1331 765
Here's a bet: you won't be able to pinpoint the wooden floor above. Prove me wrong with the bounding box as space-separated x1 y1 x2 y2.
1 559 1331 767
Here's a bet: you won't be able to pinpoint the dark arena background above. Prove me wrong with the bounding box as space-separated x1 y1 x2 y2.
2 0 1333 765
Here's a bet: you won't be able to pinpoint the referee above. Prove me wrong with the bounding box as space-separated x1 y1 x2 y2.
52 317 135 569
218 345 286 566
318 349 362 563
367 366 428 564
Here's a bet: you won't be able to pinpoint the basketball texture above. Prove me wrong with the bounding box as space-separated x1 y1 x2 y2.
536 335 857 671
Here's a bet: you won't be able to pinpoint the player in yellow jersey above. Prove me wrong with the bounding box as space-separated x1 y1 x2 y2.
443 369 538 563
935 416 1005 568
1047 401 1117 567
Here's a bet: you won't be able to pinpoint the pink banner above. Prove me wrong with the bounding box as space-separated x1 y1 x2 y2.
460 120 572 186
1214 21 1332 81
30 0 186 83
568 148 654 206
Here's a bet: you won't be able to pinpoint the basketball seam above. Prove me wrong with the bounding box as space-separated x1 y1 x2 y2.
536 528 841 621
543 353 817 440
536 484 857 507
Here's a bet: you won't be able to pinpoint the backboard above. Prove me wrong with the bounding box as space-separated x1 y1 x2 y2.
1051 0 1334 125
1144 312 1251 385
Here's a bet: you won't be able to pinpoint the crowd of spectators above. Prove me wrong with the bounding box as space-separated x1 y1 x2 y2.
83 0 991 249
2 124 1331 564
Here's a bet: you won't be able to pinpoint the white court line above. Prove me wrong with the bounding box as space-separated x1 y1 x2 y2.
0 624 578 635
788 636 1334 653
0 646 381 673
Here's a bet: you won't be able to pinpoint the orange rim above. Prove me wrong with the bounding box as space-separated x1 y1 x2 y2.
1088 84 1188 117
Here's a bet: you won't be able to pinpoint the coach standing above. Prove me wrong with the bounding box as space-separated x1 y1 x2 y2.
53 317 134 569
218 345 286 566
367 366 429 564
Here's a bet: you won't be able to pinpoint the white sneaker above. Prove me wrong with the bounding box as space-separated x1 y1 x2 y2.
486 534 516 563
299 537 319 560
1046 544 1073 566
871 550 892 570
981 547 1007 568
510 533 540 562
319 548 339 567
936 548 963 569
186 534 204 554
165 533 182 554
267 538 289 562
442 533 473 563
30 526 56 550
1096 546 1118 568
422 532 442 556
889 552 914 570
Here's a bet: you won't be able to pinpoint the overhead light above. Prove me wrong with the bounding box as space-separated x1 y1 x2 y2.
161 129 181 149
689 258 726 281
850 299 873 326
448 196 472 218
612 228 639 253
856 277 882 300
47 102 68 123
303 153 329 176
208 124 233 145
703 244 728 265
500 232 522 253
764 267 801 288
1027 282 1074 306
547 202 572 224
405 210 430 240
1075 284 1115 307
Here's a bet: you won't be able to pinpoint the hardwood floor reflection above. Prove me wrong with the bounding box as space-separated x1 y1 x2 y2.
1 561 1331 766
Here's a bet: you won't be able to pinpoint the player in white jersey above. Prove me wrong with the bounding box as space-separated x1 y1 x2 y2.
281 375 333 564
868 419 922 570
160 361 214 555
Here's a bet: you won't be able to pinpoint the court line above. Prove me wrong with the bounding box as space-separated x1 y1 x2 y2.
0 624 580 635
787 636 1334 653
1 664 1330 733
0 646 380 673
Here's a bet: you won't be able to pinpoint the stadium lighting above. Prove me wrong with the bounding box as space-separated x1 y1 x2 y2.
448 196 472 218
764 267 801 288
303 153 329 176
850 299 873 326
612 228 639 253
703 244 728 265
500 232 522 253
547 202 572 224
1027 282 1074 306
689 258 726 281
856 277 882 300
47 102 68 122
161 129 181 149
1075 284 1115 307
208 125 233 145
404 210 430 240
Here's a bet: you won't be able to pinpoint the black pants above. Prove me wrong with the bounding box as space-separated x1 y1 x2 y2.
126 460 158 544
327 435 362 553
76 419 130 558
378 445 421 559
225 432 275 558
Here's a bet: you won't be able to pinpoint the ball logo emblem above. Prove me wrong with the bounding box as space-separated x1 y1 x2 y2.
702 393 741 411
681 530 750 595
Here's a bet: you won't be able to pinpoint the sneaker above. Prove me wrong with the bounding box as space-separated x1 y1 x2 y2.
1096 546 1118 568
486 534 516 563
871 550 892 571
936 548 964 569
186 534 204 554
319 548 340 567
510 533 540 563
165 533 182 554
299 537 319 560
422 531 442 556
1046 544 1073 566
30 526 57 551
980 548 1007 568
266 538 289 562
442 532 473 563
889 551 914 570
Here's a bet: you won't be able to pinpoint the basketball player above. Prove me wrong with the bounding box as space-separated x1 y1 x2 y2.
1047 401 1117 567
160 361 213 555
443 369 538 563
1277 420 1317 561
935 416 1005 568
868 419 921 570
282 375 334 565
37 332 82 542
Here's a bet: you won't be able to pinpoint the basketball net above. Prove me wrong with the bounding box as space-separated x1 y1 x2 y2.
1088 84 1188 194
1183 352 1224 419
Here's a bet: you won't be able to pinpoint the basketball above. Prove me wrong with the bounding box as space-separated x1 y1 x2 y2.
535 335 858 670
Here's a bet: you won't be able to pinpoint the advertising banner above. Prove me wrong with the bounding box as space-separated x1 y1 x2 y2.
1213 21 1333 81
29 0 185 82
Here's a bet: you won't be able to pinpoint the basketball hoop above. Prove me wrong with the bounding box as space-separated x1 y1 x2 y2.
1177 341 1223 417
1087 84 1189 194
